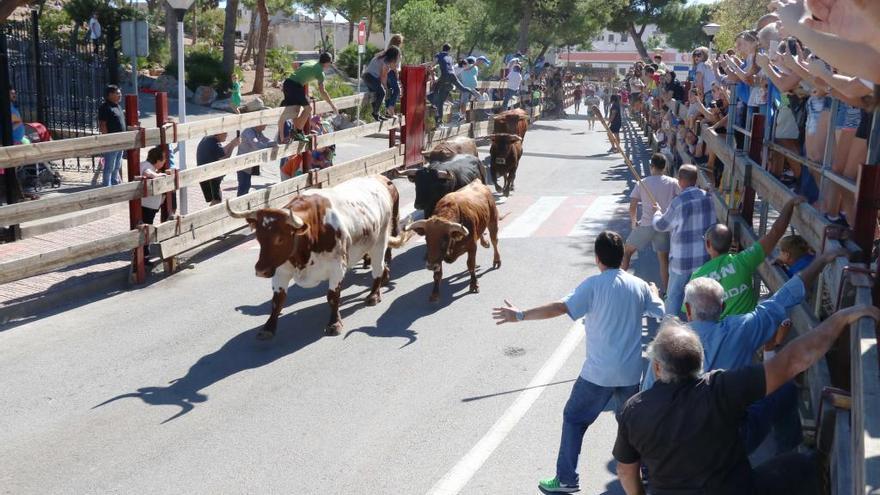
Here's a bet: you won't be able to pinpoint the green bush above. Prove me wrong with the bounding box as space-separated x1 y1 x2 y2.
165 45 230 92
336 42 381 79
266 47 297 85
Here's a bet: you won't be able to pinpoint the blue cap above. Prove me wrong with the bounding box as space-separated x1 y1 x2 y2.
476 56 491 65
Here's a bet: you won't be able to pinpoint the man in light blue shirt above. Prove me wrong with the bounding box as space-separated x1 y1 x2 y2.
493 231 665 493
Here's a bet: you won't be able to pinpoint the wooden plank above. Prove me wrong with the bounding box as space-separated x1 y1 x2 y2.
851 283 880 495
0 227 151 285
0 181 143 226
0 94 366 169
833 406 854 495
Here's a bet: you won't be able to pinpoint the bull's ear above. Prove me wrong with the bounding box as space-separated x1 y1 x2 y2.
246 218 258 230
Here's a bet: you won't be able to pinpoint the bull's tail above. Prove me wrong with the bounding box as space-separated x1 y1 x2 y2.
387 229 413 249
498 212 512 222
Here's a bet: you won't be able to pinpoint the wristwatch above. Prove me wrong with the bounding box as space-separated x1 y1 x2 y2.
515 311 525 322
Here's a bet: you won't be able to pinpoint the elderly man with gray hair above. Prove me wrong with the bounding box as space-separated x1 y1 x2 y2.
614 304 880 495
643 248 844 455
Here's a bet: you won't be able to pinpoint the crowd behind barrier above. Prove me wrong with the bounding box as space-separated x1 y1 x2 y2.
574 2 879 491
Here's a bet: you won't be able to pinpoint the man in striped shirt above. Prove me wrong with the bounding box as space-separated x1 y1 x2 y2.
652 165 716 317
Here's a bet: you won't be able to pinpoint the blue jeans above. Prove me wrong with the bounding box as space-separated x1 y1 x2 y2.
556 377 639 486
236 170 252 197
101 150 123 187
362 73 386 116
385 70 400 108
665 269 693 318
741 381 802 455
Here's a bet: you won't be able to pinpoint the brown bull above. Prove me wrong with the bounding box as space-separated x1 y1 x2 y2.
405 181 501 302
492 108 528 139
421 135 479 162
488 133 523 197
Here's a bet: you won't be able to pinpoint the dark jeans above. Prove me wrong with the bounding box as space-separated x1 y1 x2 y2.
741 381 802 455
386 70 400 108
141 206 159 256
556 377 639 486
199 177 222 203
236 170 252 197
362 73 386 116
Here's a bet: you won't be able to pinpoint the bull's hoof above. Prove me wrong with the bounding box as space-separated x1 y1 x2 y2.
429 293 440 303
493 259 502 269
470 285 480 294
381 268 391 286
494 184 502 193
366 294 381 306
325 322 343 336
256 329 275 341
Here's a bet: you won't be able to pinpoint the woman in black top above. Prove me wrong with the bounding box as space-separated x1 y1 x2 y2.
607 94 622 153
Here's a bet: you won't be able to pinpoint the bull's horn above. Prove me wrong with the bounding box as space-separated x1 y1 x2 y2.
405 219 427 233
286 208 305 229
448 222 470 237
435 169 452 180
399 168 420 177
225 199 257 219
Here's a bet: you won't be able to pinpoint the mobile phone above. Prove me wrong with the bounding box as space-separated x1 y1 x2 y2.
787 38 798 55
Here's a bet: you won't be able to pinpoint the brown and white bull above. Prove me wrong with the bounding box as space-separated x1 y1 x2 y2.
405 180 501 302
488 133 523 197
421 135 479 162
226 175 409 339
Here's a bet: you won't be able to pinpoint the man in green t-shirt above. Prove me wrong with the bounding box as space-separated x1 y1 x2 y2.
277 52 339 144
688 196 804 318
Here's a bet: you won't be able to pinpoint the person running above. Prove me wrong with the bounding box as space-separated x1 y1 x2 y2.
427 43 479 126
573 83 583 114
606 94 622 153
622 153 681 295
277 53 339 144
492 231 665 494
362 46 401 121
584 87 601 130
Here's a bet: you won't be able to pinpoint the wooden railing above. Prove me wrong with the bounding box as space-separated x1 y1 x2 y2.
0 80 560 288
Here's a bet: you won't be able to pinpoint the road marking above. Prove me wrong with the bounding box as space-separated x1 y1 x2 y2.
426 322 584 495
568 195 624 237
499 196 567 239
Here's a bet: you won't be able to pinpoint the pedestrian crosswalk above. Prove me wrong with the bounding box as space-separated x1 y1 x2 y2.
235 193 627 251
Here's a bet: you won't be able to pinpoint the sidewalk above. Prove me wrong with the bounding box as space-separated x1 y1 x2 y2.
0 133 392 321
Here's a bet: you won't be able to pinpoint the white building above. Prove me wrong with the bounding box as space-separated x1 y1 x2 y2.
236 10 387 53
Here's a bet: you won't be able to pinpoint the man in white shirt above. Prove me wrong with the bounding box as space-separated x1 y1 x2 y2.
622 153 681 295
88 13 102 53
502 64 523 110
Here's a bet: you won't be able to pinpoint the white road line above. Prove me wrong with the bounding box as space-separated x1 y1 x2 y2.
426 322 584 495
568 195 625 237
499 196 567 239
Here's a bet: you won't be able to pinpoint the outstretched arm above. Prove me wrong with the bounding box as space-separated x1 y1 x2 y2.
759 196 805 254
764 304 880 394
492 300 568 325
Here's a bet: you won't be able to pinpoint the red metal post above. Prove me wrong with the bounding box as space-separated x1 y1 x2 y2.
155 92 172 221
402 65 427 168
301 85 313 172
125 94 146 284
741 113 765 225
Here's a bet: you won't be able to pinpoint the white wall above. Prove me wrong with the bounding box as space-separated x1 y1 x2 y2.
588 25 666 51
236 10 386 52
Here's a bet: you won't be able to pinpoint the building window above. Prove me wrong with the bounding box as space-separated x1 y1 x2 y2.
608 34 615 43
620 32 628 42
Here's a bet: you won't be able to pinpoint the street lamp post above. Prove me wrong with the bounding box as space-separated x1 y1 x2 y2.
168 0 195 215
384 0 391 43
702 22 721 60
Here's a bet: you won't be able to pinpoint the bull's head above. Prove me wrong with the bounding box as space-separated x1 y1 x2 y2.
488 133 523 166
226 199 308 278
405 218 469 271
400 167 453 216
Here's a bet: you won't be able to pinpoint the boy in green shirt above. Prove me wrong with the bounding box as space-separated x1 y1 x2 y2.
688 196 804 318
277 52 339 143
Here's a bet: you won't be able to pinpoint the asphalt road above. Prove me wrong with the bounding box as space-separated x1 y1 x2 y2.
0 112 663 494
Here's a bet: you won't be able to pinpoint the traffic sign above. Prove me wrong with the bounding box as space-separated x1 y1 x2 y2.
357 20 366 45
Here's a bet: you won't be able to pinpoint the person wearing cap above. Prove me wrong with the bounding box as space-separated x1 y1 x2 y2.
458 57 480 122
653 53 669 73
507 51 524 72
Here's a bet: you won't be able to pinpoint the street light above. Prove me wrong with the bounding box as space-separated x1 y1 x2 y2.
168 0 195 215
384 0 391 43
702 22 721 60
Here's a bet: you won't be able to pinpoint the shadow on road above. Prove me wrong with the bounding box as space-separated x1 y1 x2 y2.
460 378 576 403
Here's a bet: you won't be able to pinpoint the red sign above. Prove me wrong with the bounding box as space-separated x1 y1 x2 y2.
357 21 366 45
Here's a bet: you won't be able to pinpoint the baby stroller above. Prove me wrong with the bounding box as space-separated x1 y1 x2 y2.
16 123 62 192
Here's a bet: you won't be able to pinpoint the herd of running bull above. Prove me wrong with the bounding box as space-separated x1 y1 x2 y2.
225 109 530 340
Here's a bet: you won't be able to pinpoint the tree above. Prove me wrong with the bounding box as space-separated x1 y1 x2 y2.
252 0 269 93
222 0 239 77
606 0 686 60
392 0 464 62
656 2 716 53
711 0 766 51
